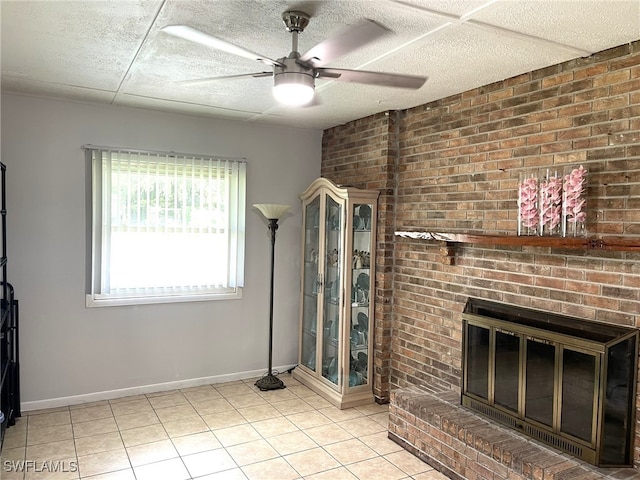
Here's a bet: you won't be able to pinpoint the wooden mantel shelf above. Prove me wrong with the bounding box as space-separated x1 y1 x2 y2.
395 231 640 264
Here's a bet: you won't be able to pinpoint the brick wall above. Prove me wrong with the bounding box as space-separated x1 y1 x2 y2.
322 41 640 461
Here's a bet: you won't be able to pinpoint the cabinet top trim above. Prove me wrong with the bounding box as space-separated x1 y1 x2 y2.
300 177 380 202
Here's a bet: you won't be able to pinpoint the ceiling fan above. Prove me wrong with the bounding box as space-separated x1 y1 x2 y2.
162 11 428 106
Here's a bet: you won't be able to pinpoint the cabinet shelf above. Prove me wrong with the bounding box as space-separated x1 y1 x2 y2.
350 345 368 353
395 231 640 265
303 328 317 337
351 302 370 308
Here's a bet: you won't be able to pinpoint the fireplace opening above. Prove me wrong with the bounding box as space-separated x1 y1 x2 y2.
462 298 639 467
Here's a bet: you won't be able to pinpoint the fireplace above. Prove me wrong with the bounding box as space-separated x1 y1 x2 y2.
462 298 639 467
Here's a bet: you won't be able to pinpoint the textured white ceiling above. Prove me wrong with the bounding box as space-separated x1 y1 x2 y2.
2 0 639 130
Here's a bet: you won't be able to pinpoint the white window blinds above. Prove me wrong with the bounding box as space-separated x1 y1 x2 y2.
85 146 246 306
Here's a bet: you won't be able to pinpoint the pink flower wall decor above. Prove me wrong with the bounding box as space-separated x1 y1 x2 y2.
539 169 563 236
562 165 588 237
518 173 539 235
516 165 588 237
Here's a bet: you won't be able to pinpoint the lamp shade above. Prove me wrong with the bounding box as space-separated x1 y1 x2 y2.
254 204 291 220
273 70 315 106
273 83 314 106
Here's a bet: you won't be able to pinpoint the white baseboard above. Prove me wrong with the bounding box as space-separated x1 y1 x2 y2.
21 364 297 412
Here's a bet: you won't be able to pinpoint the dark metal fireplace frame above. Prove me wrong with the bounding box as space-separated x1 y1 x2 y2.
462 298 639 467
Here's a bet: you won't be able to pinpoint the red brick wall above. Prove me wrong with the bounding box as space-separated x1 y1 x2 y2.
322 41 640 459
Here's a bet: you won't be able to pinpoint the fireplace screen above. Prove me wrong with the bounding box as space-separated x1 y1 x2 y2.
462 298 638 467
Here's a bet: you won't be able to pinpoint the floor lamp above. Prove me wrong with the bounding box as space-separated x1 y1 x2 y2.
254 203 290 391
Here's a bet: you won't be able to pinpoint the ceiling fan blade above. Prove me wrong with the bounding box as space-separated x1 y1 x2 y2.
316 68 427 89
162 25 284 68
177 72 273 87
298 20 389 68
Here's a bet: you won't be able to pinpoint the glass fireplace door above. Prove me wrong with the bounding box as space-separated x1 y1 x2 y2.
524 338 556 428
560 348 596 443
494 330 520 412
465 324 489 400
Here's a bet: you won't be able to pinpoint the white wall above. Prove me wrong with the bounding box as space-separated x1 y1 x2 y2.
0 94 322 406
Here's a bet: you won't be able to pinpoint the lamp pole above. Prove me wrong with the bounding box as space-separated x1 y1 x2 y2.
253 204 290 391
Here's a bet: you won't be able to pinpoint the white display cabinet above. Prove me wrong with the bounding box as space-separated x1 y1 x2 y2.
293 178 378 409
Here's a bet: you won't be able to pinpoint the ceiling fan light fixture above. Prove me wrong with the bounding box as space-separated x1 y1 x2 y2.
273 72 315 106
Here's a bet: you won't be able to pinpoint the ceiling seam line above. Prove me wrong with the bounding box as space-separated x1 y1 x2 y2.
122 92 263 115
390 0 592 57
465 20 593 56
111 0 170 104
389 1 461 22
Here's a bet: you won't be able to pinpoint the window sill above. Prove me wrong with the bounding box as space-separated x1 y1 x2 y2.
85 289 242 307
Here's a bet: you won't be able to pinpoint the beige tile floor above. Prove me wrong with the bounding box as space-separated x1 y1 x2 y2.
0 374 448 480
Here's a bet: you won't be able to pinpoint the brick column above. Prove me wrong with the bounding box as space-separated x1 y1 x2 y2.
322 111 399 402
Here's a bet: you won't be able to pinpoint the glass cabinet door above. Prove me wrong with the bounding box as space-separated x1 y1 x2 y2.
301 197 320 371
348 203 373 389
322 195 342 387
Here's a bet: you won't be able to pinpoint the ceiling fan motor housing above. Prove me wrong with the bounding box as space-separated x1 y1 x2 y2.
274 56 315 89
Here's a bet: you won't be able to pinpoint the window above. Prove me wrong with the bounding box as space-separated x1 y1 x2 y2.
85 145 246 306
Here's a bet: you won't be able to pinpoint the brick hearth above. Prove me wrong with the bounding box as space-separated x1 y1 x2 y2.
389 387 640 480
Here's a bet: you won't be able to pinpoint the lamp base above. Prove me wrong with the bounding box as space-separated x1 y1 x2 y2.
255 374 286 391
